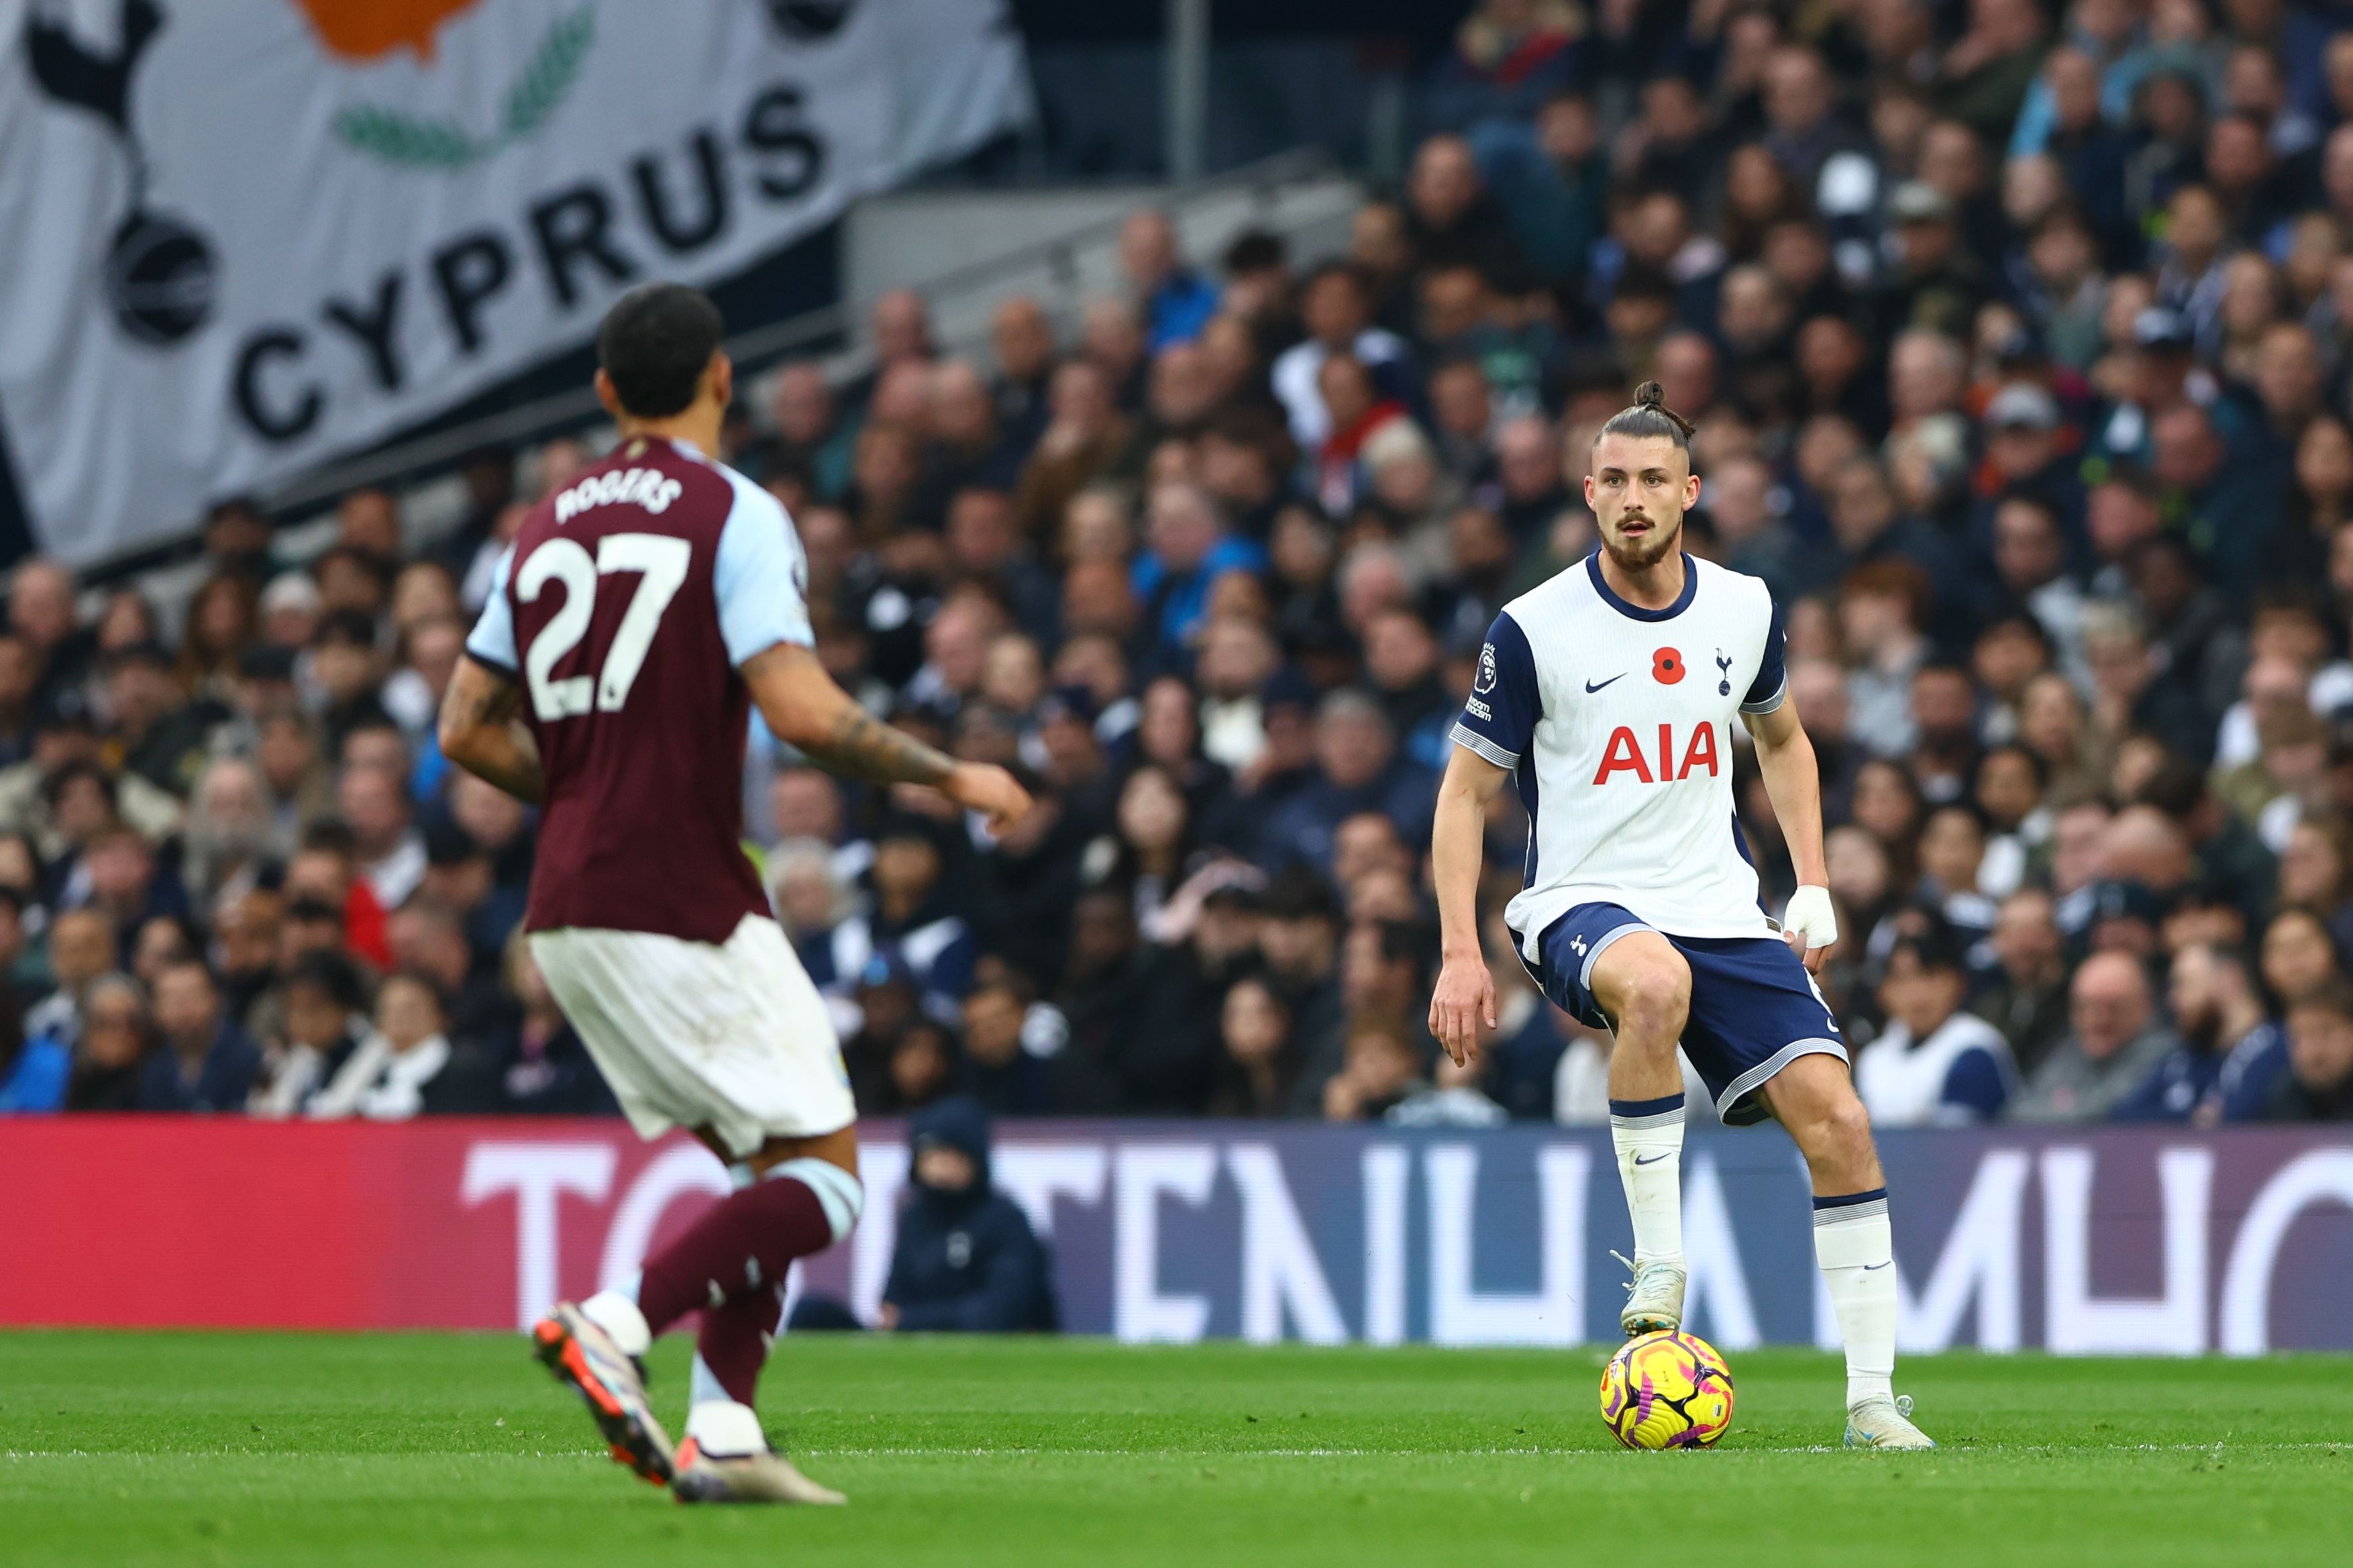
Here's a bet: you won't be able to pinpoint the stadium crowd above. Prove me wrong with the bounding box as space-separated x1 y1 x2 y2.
5 0 2353 1131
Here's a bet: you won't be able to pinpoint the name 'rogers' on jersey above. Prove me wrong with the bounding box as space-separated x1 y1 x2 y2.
1449 552 1789 951
464 433 813 947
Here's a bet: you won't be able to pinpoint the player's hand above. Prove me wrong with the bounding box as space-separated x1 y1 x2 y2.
942 762 1033 836
1782 884 1838 975
1428 952 1496 1067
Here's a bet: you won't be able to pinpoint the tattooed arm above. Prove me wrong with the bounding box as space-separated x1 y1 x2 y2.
741 642 1032 831
437 656 546 804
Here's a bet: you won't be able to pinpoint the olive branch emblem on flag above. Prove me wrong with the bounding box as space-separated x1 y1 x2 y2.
333 5 595 169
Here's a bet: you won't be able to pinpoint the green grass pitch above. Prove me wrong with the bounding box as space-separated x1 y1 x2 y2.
1 1332 2346 1567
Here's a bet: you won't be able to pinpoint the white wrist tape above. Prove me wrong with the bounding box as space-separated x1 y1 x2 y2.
1783 885 1839 949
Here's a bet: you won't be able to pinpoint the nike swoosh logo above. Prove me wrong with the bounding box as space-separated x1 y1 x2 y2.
1632 1152 1671 1165
1863 1261 1892 1271
1585 674 1626 693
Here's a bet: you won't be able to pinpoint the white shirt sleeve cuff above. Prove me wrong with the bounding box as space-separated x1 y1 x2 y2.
1451 723 1520 770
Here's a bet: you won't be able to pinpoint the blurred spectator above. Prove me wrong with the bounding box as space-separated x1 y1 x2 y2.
307 972 492 1119
0 889 50 1110
1856 924 2016 1125
9 559 95 708
1427 0 1583 133
247 948 367 1118
1272 263 1412 452
485 935 619 1116
136 958 259 1113
2268 981 2353 1119
2008 950 2179 1120
1322 1012 1436 1122
19 30 2353 1141
1256 691 1436 876
2113 941 2272 1122
1975 886 2072 1074
1012 360 1133 541
1133 481 1268 656
1208 975 1299 1117
62 972 150 1112
1120 210 1220 351
878 1096 1057 1332
838 817 976 1016
958 979 1055 1116
749 362 854 501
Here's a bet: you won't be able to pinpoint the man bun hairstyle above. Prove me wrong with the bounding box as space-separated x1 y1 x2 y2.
596 282 725 419
1595 380 1697 452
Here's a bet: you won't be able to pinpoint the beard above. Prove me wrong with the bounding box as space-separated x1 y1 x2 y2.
186 819 278 872
1602 512 1681 570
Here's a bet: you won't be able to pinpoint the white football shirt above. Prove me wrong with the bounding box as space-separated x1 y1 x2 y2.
1452 551 1787 953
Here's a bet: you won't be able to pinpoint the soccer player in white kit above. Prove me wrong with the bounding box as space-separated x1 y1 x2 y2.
1427 384 1934 1450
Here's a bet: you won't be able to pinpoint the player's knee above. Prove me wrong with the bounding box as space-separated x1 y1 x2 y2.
1611 953 1691 1039
1825 1093 1874 1155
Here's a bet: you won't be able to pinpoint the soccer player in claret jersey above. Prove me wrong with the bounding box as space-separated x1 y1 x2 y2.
441 283 1031 1503
1426 383 1934 1451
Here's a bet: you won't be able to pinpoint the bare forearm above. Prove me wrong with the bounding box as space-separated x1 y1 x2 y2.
796 698 955 788
437 659 545 804
1756 729 1826 885
743 642 957 788
452 724 545 804
1432 770 1492 959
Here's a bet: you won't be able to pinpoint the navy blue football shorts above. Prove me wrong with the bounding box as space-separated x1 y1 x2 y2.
1530 901 1847 1127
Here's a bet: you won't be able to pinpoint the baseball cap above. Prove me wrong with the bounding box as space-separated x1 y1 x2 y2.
32 687 97 735
1889 180 1953 223
260 570 321 617
101 638 173 674
238 643 299 683
1035 684 1099 728
2089 879 2169 927
1985 382 2060 433
2131 307 2193 350
423 821 483 868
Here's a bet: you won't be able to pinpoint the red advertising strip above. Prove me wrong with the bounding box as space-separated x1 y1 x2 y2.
4 1118 2350 1351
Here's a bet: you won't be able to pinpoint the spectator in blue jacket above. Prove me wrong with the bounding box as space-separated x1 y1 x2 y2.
1131 481 1269 658
878 1096 1057 1333
2113 941 2270 1122
1120 211 1220 352
137 958 260 1113
1256 690 1438 876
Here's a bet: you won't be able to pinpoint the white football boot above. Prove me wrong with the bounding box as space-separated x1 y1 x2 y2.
1612 1250 1688 1335
671 1442 847 1506
1843 1394 1937 1451
531 1302 676 1484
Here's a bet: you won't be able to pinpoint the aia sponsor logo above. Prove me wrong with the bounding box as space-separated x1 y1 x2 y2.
1592 721 1720 784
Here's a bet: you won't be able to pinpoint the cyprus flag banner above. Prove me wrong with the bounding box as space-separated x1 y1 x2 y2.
0 0 1029 564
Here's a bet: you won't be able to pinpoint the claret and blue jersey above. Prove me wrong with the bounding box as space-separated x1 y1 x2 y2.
1452 549 1842 1125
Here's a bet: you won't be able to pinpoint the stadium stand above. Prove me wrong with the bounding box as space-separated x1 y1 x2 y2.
6 0 2353 1137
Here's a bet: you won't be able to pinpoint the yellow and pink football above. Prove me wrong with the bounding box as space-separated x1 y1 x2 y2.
1599 1330 1735 1450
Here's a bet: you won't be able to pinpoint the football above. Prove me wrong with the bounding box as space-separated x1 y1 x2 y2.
1599 1330 1736 1450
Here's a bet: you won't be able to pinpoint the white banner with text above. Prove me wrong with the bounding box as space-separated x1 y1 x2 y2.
0 0 1027 562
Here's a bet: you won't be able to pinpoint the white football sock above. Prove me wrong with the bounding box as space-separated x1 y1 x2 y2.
685 1387 769 1458
1609 1094 1685 1265
1813 1190 1896 1409
580 1286 649 1359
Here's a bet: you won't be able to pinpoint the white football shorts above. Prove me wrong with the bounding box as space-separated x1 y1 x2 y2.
529 912 855 1156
